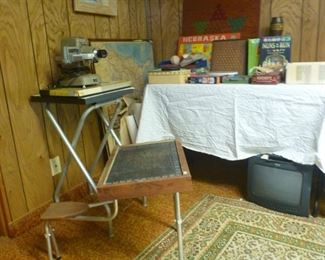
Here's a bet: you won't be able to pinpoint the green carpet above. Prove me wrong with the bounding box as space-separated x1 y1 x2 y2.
136 194 325 259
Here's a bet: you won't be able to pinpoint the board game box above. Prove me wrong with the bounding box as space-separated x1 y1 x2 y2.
259 35 291 72
177 32 240 67
247 38 260 75
210 39 247 75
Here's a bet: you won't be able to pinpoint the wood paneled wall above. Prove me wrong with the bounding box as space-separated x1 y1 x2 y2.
147 0 325 63
259 0 325 62
0 0 324 235
0 0 147 234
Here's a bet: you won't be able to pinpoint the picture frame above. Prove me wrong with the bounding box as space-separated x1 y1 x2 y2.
74 0 117 16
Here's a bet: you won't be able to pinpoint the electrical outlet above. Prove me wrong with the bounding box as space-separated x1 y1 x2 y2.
49 156 61 176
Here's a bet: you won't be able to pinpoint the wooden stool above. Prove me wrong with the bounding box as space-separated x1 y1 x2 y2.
97 140 192 259
41 202 89 260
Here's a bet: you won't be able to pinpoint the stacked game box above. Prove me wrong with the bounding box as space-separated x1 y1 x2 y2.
178 32 240 68
259 35 291 72
247 38 260 75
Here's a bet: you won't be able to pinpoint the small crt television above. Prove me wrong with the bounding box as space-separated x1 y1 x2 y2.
247 155 314 217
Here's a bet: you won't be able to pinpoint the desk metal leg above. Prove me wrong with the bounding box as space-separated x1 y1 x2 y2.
97 108 122 146
142 196 148 207
104 203 114 237
44 101 122 238
45 105 98 198
45 103 98 201
174 192 184 260
44 222 53 260
45 99 122 201
89 101 123 180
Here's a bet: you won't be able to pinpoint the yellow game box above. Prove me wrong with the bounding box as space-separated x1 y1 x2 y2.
148 70 191 84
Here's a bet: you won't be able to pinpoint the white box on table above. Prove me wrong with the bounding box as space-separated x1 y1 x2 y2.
286 62 325 84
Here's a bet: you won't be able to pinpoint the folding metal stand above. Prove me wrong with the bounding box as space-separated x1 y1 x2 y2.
31 89 192 260
31 87 134 239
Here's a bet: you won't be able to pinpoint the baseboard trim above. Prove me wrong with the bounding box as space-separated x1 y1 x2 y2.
7 182 89 237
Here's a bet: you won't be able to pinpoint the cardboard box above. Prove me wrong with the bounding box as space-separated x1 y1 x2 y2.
222 75 250 84
259 35 291 71
188 75 220 84
211 39 247 75
247 38 260 75
148 70 191 84
251 73 281 84
178 33 240 68
286 62 325 84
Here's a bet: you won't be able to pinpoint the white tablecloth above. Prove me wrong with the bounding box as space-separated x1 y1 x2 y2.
136 84 325 171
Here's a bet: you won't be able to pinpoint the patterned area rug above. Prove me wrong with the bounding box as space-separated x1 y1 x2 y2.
136 194 325 259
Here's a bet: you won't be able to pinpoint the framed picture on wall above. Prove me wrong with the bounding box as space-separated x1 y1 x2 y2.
74 0 117 16
182 0 260 39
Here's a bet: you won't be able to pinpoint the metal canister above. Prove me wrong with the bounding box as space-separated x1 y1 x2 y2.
270 17 284 36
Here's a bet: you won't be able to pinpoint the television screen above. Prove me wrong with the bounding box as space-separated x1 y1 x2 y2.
247 155 314 216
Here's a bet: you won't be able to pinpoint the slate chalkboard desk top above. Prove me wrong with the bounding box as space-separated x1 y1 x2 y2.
97 139 192 201
30 86 134 105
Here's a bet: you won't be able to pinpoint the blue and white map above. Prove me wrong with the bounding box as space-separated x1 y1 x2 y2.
92 40 155 98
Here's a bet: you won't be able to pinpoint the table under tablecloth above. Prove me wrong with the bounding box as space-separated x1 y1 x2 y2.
136 84 325 171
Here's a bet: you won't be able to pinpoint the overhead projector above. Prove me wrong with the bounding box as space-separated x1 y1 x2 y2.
56 37 107 87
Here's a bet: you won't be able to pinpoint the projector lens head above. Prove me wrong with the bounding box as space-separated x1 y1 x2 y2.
96 49 108 58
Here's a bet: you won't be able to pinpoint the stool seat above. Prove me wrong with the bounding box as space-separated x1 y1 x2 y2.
41 202 89 220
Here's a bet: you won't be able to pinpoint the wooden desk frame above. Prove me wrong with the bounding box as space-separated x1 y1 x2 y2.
97 139 192 260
